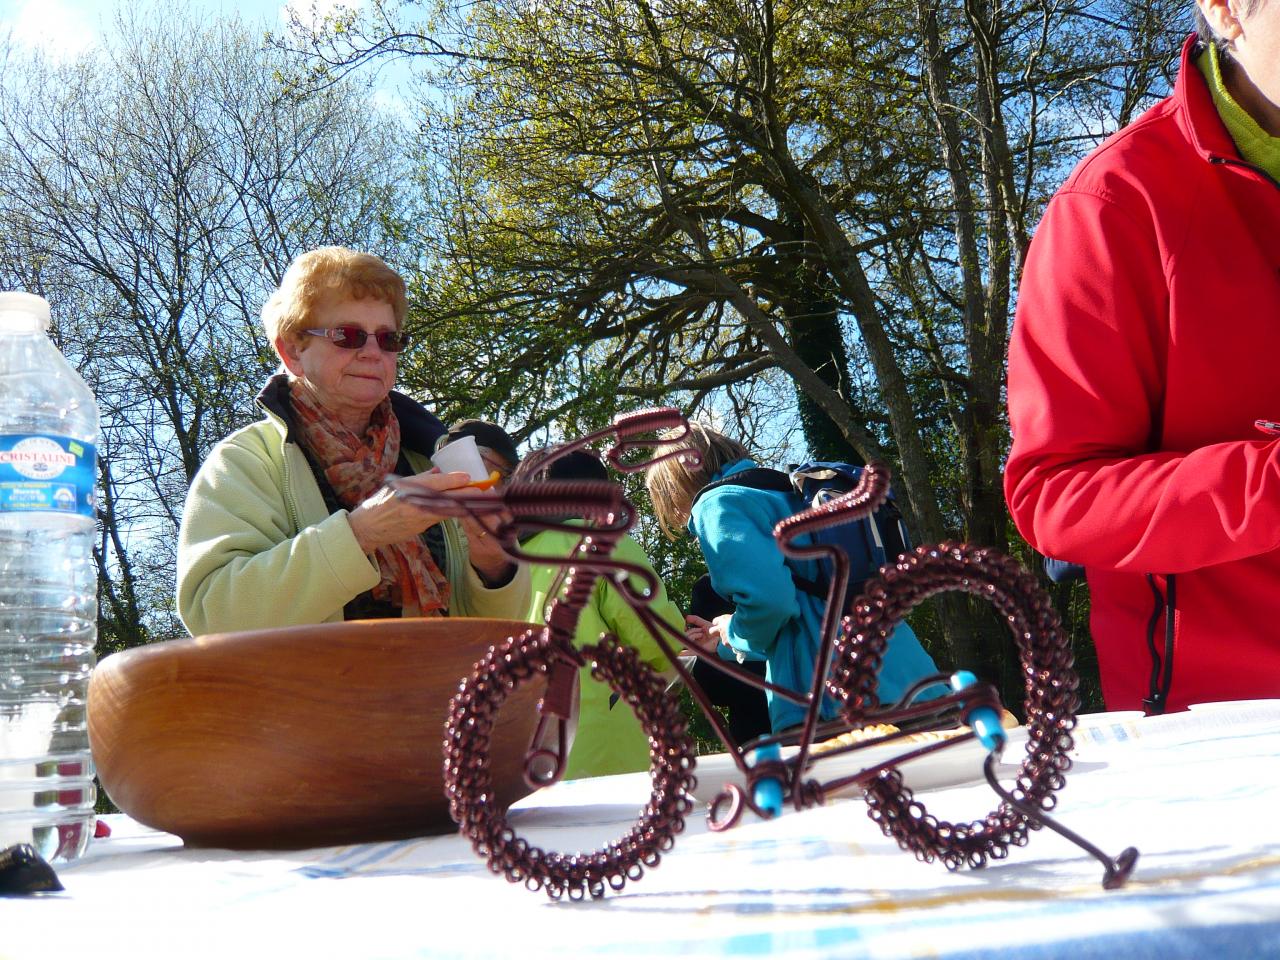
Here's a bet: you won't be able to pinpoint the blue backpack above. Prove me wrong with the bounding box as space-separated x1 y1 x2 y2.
694 461 911 611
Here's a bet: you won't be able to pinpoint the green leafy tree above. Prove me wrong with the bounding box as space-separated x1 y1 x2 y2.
280 0 1184 707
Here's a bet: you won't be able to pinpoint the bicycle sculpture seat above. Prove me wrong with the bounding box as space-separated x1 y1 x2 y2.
391 408 1139 900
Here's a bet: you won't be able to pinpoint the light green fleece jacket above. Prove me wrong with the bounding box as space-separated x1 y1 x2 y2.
524 524 682 778
177 405 529 636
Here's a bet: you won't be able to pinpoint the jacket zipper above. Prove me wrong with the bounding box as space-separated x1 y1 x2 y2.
1136 157 1274 714
1143 574 1177 714
281 446 302 534
264 405 303 534
1209 154 1280 191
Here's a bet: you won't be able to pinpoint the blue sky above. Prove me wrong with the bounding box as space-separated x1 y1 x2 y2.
0 0 363 61
0 0 416 113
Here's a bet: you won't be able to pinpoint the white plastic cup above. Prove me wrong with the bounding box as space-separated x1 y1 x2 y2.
432 434 489 482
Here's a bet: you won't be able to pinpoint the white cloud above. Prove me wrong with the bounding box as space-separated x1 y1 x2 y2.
4 0 96 60
371 85 408 116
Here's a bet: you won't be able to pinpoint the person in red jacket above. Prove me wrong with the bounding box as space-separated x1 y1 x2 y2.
1005 1 1280 714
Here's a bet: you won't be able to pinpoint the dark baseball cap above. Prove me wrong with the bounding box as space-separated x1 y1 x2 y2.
544 449 610 483
445 419 519 467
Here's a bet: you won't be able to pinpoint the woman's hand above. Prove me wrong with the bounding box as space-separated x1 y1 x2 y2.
347 470 470 554
457 508 516 585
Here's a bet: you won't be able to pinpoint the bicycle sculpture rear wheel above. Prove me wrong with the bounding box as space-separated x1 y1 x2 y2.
442 625 697 900
829 541 1077 870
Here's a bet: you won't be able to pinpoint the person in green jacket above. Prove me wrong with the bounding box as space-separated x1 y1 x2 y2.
524 450 683 778
176 247 528 636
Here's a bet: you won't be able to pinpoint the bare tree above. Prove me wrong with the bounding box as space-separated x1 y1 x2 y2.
0 3 415 650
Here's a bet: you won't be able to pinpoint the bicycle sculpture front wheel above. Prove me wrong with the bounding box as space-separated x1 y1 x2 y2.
442 626 697 900
829 541 1078 871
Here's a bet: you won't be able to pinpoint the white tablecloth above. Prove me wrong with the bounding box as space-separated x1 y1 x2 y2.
6 705 1280 959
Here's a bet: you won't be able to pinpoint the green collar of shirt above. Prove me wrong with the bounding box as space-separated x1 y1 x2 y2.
1197 43 1280 182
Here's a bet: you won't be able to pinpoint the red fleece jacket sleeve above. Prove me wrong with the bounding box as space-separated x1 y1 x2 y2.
1004 189 1280 573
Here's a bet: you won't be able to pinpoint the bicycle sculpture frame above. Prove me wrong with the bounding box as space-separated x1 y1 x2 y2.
393 408 1138 900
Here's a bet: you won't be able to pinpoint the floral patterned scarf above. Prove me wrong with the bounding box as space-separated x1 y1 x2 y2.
289 382 450 616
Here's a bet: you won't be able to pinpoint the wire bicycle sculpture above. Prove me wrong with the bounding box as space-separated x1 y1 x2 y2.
393 408 1138 900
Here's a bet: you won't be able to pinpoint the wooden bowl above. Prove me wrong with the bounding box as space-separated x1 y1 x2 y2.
87 618 545 850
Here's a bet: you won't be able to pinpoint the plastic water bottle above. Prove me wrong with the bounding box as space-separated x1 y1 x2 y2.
0 291 98 862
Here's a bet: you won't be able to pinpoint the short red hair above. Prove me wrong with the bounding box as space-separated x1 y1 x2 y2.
261 247 407 345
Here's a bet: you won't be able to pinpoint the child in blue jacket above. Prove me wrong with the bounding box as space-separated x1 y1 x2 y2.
645 422 938 733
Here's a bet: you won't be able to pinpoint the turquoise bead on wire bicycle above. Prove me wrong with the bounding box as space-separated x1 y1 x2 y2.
950 670 1007 753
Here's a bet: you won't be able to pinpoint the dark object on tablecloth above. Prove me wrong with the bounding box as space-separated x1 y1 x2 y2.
689 575 771 744
0 843 64 896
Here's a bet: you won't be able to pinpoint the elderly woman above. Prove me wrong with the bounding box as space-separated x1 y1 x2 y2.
1004 3 1280 713
177 247 528 635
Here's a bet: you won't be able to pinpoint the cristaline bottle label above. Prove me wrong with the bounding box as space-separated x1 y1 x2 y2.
0 434 97 517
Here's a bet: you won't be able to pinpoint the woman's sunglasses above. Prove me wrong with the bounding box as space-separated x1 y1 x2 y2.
304 327 410 352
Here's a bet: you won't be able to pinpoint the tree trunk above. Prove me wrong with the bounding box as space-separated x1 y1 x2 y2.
790 307 862 465
779 218 863 464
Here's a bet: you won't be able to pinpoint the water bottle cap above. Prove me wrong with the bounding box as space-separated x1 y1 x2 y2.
0 291 51 331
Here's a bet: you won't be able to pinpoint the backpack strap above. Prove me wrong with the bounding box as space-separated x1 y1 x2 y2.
691 467 794 509
871 496 909 565
691 467 827 599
